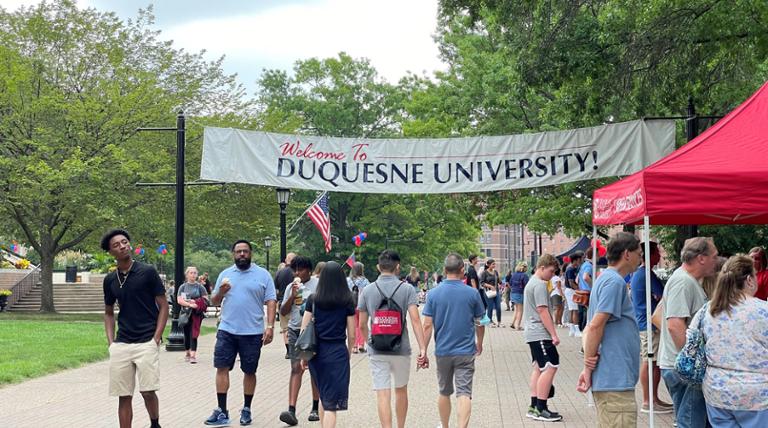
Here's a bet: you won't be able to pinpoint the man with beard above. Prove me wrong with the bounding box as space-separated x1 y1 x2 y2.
205 240 277 426
101 229 168 428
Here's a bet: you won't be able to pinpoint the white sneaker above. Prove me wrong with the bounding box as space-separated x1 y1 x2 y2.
568 329 574 337
575 330 582 337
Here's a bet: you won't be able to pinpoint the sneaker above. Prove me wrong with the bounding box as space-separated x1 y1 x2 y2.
205 408 230 426
240 407 252 425
526 406 538 419
575 330 582 337
640 404 673 414
190 356 198 364
279 410 298 426
535 409 563 422
184 355 191 362
308 410 320 421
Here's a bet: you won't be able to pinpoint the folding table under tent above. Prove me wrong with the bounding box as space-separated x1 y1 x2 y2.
591 79 768 427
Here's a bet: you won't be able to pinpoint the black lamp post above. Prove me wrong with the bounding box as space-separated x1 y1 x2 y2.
264 237 272 272
276 188 291 263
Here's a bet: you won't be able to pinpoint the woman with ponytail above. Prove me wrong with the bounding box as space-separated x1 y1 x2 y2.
693 255 768 427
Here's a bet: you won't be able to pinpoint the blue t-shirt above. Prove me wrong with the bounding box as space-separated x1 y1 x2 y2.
629 266 664 331
587 268 640 392
422 279 484 357
578 260 593 291
564 265 578 289
214 263 277 335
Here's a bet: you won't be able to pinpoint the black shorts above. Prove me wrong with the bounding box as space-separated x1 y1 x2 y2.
214 330 263 374
528 340 559 371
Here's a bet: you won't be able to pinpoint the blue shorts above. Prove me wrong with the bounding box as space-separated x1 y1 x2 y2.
510 292 524 304
213 330 262 374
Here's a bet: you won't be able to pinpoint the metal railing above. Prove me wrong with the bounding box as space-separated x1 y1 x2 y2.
7 268 41 308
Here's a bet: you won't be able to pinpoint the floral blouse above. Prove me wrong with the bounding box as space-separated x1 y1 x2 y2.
696 297 768 411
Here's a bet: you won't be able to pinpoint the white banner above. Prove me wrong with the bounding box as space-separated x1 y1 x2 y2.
201 120 675 194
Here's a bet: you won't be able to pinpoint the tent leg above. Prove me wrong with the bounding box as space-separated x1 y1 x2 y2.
644 216 654 428
592 224 598 275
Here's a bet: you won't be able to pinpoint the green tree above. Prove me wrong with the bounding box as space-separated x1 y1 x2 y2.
412 0 768 238
255 54 481 274
0 1 247 311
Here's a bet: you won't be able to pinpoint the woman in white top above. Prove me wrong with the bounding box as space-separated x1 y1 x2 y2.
549 267 564 327
693 254 768 427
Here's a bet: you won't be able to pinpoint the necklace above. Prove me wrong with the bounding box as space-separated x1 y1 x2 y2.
117 260 134 288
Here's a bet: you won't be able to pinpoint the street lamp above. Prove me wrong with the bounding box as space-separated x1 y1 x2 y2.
276 188 291 263
264 237 272 272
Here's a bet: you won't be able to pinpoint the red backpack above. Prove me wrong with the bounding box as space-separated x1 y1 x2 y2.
370 281 406 352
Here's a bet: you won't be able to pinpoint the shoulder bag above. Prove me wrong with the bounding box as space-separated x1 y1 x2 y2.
294 302 318 361
674 303 709 385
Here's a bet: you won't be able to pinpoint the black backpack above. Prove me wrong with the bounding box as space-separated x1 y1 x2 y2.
369 281 406 352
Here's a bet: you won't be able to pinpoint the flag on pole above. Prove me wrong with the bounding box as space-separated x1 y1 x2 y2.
307 193 331 253
345 251 356 268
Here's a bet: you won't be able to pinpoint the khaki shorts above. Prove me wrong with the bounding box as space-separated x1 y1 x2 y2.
639 330 660 361
593 390 637 428
280 315 290 333
369 354 411 390
108 340 160 396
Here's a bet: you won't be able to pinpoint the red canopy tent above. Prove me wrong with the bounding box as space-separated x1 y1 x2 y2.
593 80 768 226
589 81 768 426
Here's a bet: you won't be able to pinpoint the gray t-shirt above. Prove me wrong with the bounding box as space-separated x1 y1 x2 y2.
658 266 707 369
358 274 417 356
282 277 318 331
178 282 207 301
523 275 553 342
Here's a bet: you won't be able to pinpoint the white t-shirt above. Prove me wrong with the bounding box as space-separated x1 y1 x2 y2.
550 275 563 297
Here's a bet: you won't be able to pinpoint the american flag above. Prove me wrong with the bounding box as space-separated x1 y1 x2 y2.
307 193 331 253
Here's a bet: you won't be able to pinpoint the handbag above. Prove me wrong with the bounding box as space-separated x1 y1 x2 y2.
294 302 317 361
485 289 498 299
178 307 191 327
573 290 590 306
675 303 709 385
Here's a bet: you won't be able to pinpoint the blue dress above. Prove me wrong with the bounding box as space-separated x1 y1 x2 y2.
305 295 355 411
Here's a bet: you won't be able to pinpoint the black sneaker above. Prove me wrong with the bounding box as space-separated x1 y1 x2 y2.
535 409 563 422
279 410 299 426
308 410 320 421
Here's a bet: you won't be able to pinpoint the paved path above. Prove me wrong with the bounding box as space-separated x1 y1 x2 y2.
0 319 675 427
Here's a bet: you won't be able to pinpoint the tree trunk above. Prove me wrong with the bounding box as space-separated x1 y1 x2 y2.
39 250 56 312
672 225 698 264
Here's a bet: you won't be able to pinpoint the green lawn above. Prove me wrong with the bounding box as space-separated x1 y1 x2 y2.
0 312 216 385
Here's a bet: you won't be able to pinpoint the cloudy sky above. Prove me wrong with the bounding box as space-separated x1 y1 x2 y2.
0 0 446 94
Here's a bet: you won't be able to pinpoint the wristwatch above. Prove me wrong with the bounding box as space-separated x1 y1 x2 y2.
267 325 274 329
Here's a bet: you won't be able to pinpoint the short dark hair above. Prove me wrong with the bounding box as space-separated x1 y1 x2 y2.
468 254 478 263
606 232 641 263
378 250 401 272
643 241 659 255
290 255 313 272
570 251 584 262
231 239 252 251
101 229 130 251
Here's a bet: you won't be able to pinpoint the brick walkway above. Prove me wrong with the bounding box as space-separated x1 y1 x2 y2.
0 318 675 427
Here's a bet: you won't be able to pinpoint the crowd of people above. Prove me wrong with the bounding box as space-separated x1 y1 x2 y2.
99 227 768 428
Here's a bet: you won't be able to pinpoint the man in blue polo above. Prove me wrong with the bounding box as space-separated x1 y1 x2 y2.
205 240 277 426
422 253 485 428
577 232 642 427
